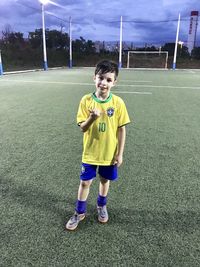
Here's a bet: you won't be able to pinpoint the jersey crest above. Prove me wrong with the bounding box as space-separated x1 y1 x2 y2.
106 107 115 117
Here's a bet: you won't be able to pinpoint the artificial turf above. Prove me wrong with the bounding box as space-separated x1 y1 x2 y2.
0 68 200 266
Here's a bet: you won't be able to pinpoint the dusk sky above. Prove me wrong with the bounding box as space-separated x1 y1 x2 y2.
0 0 199 46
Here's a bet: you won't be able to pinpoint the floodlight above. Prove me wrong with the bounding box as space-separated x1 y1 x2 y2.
39 0 49 5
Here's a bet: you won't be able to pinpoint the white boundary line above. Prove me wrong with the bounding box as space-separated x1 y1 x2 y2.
125 68 168 71
119 80 152 83
0 80 93 86
2 67 200 76
120 84 200 90
1 79 200 90
3 67 65 75
0 79 152 94
113 91 152 95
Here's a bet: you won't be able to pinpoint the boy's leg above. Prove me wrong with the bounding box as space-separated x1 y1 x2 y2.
99 176 110 197
66 180 93 231
97 176 110 223
78 180 93 201
97 165 117 223
76 179 93 213
66 164 96 231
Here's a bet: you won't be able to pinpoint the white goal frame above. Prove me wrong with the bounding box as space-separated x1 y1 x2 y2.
127 51 169 69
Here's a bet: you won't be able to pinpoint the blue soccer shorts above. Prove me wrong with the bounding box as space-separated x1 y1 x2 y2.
80 163 118 181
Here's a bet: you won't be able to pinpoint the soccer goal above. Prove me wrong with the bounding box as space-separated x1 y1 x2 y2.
127 51 168 69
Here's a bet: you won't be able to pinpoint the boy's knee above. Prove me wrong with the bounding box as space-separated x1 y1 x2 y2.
80 180 92 188
99 176 109 184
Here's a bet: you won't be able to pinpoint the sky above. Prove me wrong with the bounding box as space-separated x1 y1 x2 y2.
0 0 199 46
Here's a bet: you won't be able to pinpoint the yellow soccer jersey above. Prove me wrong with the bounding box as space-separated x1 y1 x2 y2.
77 93 130 165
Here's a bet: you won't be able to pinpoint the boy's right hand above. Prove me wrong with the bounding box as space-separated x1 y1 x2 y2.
80 108 102 132
89 108 101 120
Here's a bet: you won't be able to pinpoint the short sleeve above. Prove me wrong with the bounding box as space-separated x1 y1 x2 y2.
77 97 89 125
118 99 131 127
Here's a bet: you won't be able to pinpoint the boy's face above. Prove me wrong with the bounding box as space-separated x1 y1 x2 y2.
94 72 116 96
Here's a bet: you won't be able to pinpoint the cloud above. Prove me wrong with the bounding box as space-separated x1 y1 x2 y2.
0 0 199 44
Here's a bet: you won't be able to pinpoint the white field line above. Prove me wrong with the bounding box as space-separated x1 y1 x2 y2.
0 80 93 86
119 80 153 83
113 91 152 95
177 69 200 73
120 84 200 90
186 70 197 74
125 67 168 71
1 79 200 90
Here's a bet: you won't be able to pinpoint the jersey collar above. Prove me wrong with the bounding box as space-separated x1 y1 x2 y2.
92 93 112 103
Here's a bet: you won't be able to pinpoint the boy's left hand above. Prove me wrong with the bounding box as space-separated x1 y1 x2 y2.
113 154 123 167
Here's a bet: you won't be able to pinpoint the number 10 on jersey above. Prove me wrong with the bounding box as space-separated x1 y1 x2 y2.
98 122 106 132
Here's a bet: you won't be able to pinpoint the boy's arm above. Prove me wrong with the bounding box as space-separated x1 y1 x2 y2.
79 108 101 132
113 126 126 167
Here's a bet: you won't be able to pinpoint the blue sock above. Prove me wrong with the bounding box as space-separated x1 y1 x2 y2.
75 200 87 214
97 195 107 207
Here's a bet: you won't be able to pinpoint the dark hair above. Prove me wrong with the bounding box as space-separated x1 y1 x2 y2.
95 60 119 80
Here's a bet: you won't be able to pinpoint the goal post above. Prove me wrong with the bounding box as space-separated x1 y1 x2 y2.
127 51 169 69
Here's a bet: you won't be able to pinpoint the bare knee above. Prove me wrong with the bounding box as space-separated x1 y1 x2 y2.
99 176 109 184
80 180 92 189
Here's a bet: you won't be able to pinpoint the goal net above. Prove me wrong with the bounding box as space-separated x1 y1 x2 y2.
127 51 168 69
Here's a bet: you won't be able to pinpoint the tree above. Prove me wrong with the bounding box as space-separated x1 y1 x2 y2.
162 43 190 58
191 47 200 59
72 37 95 55
28 29 69 50
177 45 189 58
162 43 175 56
8 32 24 46
1 24 12 47
1 28 25 50
73 37 85 54
46 30 69 50
2 24 12 39
28 29 43 49
85 40 96 54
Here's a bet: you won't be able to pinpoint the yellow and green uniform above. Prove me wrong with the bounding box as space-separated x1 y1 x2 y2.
77 93 130 166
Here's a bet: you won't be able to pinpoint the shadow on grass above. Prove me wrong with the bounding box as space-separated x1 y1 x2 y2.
0 176 95 228
76 206 200 234
1 177 200 233
109 207 200 234
1 176 74 218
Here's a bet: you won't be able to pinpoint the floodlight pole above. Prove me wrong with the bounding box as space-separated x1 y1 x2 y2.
41 3 48 70
69 16 72 68
172 13 181 70
119 16 123 68
0 50 3 75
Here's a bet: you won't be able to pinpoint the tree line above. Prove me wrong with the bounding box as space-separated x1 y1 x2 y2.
0 27 99 70
0 26 200 71
1 26 96 53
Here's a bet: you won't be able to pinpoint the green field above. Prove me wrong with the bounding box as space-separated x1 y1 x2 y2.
1 68 200 266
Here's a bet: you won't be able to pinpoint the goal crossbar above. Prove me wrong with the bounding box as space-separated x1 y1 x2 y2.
127 51 169 69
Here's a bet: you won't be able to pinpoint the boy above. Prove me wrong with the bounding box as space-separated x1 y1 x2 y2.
66 60 130 231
